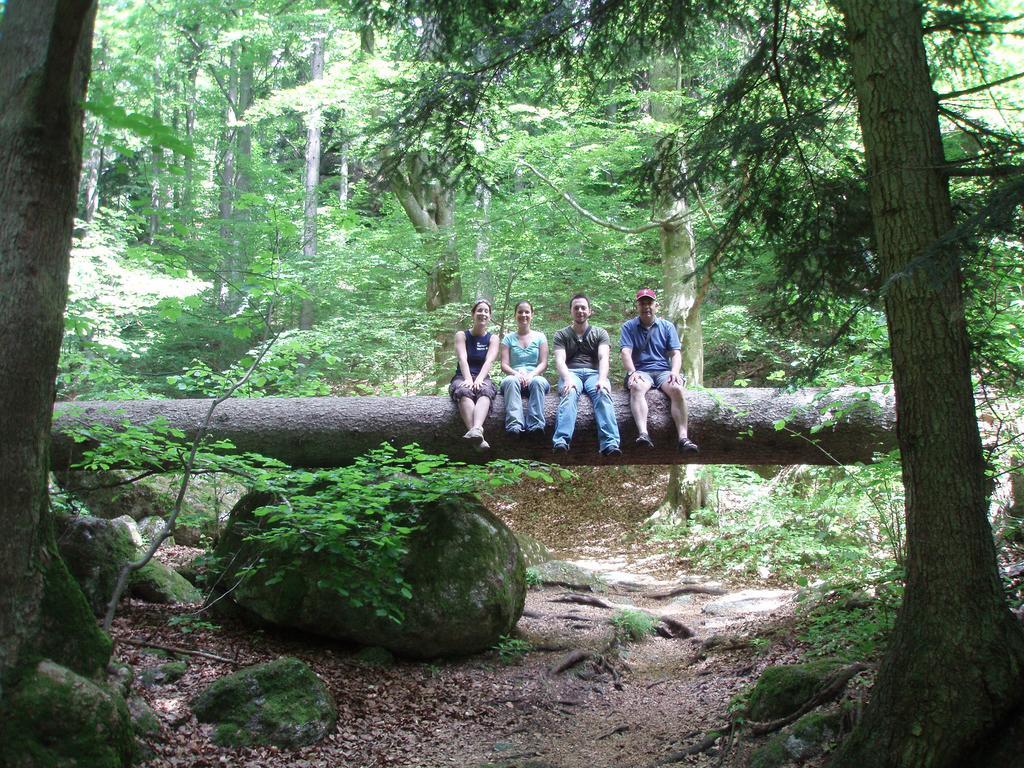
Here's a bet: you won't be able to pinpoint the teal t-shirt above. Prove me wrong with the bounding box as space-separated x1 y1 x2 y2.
502 331 546 370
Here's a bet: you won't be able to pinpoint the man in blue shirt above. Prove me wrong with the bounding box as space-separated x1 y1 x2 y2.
619 288 698 453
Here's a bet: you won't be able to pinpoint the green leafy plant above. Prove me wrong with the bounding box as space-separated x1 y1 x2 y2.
611 608 657 643
798 576 902 662
493 634 532 664
167 615 220 635
525 567 543 587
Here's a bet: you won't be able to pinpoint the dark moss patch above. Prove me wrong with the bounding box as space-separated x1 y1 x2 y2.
0 660 132 768
745 659 844 721
191 656 337 748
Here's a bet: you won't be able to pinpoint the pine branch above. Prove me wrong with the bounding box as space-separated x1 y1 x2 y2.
939 69 1024 100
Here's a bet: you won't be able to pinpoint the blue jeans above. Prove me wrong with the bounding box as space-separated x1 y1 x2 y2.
553 368 620 451
500 375 551 432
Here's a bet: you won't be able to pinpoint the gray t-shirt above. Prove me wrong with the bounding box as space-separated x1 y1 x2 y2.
553 325 610 370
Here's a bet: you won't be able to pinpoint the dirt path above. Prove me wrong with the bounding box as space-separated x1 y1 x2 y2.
121 467 800 768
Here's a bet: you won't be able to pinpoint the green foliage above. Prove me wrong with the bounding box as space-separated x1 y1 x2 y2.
166 614 220 635
67 416 552 621
672 461 904 584
524 567 543 587
611 608 657 643
797 578 902 662
492 634 532 664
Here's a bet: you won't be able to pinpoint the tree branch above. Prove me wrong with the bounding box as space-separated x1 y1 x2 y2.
939 69 1024 100
101 331 280 631
520 160 683 234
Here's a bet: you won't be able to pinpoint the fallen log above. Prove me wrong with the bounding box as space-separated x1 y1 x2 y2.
50 386 896 469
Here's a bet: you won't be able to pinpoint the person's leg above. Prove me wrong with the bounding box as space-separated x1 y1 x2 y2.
660 376 698 452
472 396 491 431
581 371 620 453
458 394 476 433
500 376 525 433
628 372 653 444
553 372 582 449
525 377 550 432
661 379 689 439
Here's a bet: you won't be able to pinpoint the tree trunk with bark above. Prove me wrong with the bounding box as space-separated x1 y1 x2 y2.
388 151 462 389
0 0 110 703
830 2 1024 765
51 387 896 470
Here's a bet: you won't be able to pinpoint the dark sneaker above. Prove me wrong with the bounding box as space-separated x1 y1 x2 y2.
507 427 524 436
635 433 655 449
552 442 570 453
601 446 622 457
678 438 699 454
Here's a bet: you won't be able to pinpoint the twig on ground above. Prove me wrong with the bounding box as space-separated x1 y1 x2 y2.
117 636 239 665
597 724 631 739
649 725 735 765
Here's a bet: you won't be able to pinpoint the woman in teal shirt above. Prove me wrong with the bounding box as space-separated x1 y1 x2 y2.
499 300 550 436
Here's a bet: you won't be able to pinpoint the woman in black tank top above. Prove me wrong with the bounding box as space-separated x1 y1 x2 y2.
449 299 500 449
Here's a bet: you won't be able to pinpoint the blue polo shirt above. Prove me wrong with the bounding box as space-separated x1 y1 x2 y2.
619 317 680 372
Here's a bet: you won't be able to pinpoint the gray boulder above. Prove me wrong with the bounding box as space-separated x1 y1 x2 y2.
214 490 526 658
191 657 336 748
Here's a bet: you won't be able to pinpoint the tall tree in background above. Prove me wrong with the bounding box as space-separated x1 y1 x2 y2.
300 32 326 330
0 0 109 700
830 0 1024 763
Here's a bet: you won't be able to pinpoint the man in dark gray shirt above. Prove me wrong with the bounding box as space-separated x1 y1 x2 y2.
551 294 621 456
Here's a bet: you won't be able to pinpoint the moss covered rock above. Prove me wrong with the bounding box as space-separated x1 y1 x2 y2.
54 515 138 616
745 659 845 722
214 491 526 658
0 660 133 768
748 707 843 767
191 657 336 748
130 559 202 604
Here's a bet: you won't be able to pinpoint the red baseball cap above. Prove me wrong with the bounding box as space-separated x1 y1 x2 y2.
635 288 656 301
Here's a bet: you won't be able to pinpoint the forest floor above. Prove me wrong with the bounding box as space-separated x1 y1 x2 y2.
116 465 828 768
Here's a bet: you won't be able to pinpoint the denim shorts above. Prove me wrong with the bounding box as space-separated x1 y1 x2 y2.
624 370 681 390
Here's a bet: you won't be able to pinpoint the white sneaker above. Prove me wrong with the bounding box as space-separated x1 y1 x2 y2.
477 438 490 451
464 427 482 440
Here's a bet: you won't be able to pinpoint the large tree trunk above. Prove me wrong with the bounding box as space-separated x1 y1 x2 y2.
388 151 462 389
51 387 896 470
831 2 1024 765
0 0 110 702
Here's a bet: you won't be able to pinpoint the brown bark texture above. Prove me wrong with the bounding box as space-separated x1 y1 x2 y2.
51 387 895 470
0 0 98 696
831 1 1024 766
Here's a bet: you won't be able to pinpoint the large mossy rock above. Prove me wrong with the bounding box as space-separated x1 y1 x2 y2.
745 659 845 722
191 657 336 748
0 660 133 768
55 514 201 615
214 490 526 658
131 559 202 604
55 514 139 616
